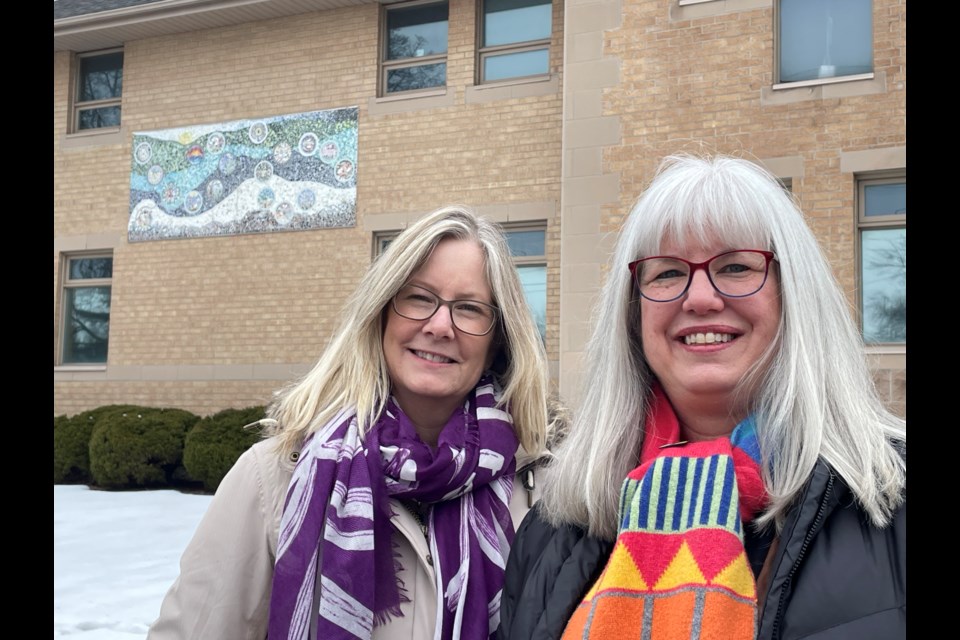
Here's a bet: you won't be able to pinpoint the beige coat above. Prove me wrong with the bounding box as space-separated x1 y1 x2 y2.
148 438 541 640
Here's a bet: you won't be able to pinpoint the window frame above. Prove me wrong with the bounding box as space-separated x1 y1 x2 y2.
379 0 450 97
57 252 114 367
476 0 552 85
70 48 124 134
856 173 905 347
774 0 874 88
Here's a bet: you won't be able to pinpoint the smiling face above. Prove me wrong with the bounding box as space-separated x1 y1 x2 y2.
383 238 497 436
639 238 781 424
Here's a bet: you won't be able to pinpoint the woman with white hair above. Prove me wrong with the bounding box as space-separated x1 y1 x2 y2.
150 206 551 640
497 154 906 640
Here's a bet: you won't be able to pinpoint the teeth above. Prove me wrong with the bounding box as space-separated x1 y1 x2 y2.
414 350 453 363
683 333 733 345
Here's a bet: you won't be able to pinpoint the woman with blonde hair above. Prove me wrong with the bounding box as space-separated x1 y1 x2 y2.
498 154 906 640
151 205 551 640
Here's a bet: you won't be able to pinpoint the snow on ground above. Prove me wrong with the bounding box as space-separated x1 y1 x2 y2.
53 485 213 639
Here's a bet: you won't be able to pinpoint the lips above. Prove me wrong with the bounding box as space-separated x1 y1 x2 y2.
411 349 455 364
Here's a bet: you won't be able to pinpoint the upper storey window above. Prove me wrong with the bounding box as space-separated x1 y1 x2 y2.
381 1 449 95
479 0 552 83
73 49 123 132
778 0 872 84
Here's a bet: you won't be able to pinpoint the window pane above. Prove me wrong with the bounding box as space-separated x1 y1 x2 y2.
386 62 446 93
861 228 906 343
865 182 906 217
505 230 545 256
63 286 112 364
517 265 546 340
387 3 449 60
484 49 549 81
69 257 113 280
78 52 123 102
779 0 872 83
484 0 551 46
78 106 121 130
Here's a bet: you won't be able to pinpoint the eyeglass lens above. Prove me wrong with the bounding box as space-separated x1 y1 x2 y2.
393 285 497 335
636 251 770 301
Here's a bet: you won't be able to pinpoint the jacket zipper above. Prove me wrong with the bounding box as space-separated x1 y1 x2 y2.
770 470 834 640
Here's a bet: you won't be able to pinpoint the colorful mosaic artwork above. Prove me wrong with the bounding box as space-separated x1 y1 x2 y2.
128 107 358 242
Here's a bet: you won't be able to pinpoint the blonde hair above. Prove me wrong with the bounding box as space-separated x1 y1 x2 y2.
268 205 549 456
539 153 906 539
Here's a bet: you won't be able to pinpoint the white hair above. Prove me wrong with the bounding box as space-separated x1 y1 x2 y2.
268 205 549 457
539 153 906 539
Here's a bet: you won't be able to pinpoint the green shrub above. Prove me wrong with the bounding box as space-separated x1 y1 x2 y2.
89 407 199 489
184 406 265 492
54 404 141 484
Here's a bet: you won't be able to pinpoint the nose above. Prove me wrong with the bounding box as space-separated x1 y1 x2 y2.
681 268 725 314
422 303 456 339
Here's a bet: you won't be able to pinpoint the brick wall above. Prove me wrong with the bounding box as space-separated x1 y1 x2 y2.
54 0 565 417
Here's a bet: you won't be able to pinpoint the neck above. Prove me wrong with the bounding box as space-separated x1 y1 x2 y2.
667 390 744 442
395 397 462 447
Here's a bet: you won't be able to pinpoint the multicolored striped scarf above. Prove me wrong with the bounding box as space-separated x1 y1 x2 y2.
562 385 767 640
267 375 519 640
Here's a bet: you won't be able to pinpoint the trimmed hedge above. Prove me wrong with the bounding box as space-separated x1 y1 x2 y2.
89 407 200 489
54 404 141 484
184 406 265 492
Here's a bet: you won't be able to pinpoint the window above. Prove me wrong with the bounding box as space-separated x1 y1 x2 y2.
373 224 547 339
478 0 552 83
72 49 123 132
59 254 113 364
778 0 872 84
858 176 905 345
504 226 547 340
381 1 449 95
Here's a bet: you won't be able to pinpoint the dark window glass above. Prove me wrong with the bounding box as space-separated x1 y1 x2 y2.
387 4 449 60
387 63 447 93
63 286 112 364
78 52 124 102
69 257 114 280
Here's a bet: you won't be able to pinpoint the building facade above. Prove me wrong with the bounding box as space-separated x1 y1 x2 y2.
54 0 906 418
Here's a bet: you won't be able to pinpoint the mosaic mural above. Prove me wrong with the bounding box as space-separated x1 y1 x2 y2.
128 107 358 242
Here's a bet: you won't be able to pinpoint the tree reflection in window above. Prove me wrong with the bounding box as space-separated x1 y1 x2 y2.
75 51 123 130
383 2 448 93
62 256 113 364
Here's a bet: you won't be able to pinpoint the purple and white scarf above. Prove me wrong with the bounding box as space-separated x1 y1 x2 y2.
267 375 519 640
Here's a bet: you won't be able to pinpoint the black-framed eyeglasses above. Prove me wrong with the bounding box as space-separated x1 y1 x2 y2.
628 250 777 303
391 284 500 336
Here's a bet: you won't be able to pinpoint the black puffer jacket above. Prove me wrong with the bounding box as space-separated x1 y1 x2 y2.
497 458 906 640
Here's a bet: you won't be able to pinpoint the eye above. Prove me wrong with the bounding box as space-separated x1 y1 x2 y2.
652 268 686 280
399 286 438 308
454 302 491 318
717 263 752 274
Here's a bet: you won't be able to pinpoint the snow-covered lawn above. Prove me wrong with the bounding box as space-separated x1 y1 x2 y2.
54 485 213 639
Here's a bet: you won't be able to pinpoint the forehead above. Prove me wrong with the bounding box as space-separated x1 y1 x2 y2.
655 235 746 260
410 238 492 297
